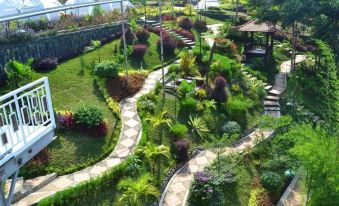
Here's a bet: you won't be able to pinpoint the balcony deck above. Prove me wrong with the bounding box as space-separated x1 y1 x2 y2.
0 77 56 181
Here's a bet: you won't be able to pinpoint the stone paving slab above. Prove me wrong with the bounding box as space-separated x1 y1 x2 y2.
14 66 170 206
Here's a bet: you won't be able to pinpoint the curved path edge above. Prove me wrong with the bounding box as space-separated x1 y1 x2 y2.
14 68 169 206
159 55 307 206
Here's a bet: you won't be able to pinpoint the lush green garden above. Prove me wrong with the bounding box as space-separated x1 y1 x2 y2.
0 0 337 205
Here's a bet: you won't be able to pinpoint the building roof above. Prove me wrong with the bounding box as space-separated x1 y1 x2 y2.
237 19 281 33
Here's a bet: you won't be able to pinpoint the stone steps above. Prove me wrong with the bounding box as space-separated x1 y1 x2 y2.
264 101 280 107
264 95 279 101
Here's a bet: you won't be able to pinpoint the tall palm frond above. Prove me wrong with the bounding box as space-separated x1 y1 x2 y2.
118 173 159 206
188 116 209 141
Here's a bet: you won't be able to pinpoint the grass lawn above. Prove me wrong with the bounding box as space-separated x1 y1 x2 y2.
20 41 123 177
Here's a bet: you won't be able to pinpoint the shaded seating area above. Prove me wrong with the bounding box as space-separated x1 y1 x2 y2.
237 19 281 60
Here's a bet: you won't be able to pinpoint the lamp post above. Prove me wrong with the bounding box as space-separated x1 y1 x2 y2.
120 0 128 77
158 0 165 104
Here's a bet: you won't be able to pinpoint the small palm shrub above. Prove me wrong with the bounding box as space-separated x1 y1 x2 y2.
178 17 193 30
222 121 241 136
135 28 150 42
212 76 228 103
94 60 119 77
195 89 207 100
157 35 176 54
170 123 188 139
174 139 190 163
180 49 197 76
33 57 58 71
132 44 148 58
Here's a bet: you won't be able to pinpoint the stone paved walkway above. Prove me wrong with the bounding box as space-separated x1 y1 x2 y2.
14 68 169 206
159 55 308 206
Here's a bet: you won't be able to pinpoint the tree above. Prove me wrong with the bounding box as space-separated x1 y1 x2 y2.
188 116 209 141
84 40 102 62
5 59 36 89
138 142 170 173
283 124 339 206
117 173 159 206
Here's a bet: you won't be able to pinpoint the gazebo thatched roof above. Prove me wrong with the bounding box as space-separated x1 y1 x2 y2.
237 19 281 33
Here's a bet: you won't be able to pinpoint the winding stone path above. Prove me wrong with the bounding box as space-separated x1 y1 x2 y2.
14 68 169 206
159 55 308 206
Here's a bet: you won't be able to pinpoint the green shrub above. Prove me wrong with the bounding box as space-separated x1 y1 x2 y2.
74 104 104 128
170 123 188 139
168 64 179 74
222 121 241 136
178 80 196 98
94 61 119 77
260 171 282 191
195 88 207 100
180 97 197 112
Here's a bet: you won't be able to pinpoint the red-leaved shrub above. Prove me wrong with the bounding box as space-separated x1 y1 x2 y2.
162 14 176 21
157 35 176 54
193 20 208 33
57 110 75 129
33 57 58 71
212 76 228 102
88 122 108 138
173 29 195 41
132 44 148 58
136 28 150 42
175 139 190 163
122 27 135 45
107 73 147 101
178 17 193 30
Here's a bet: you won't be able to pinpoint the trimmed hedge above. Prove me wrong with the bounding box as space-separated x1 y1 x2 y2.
38 161 128 206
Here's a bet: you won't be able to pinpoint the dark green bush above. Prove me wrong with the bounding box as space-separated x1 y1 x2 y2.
74 105 104 128
170 123 188 139
222 121 241 136
94 61 119 77
260 171 282 191
180 97 197 112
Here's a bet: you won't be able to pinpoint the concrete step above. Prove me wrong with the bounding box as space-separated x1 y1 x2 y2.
268 89 283 96
264 85 273 90
265 107 280 111
265 110 281 117
264 95 279 101
313 116 320 122
264 101 280 107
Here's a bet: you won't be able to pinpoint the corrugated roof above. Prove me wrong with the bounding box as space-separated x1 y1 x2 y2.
237 19 281 33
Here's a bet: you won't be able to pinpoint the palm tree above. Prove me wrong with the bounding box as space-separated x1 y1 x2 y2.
188 116 209 141
146 110 172 131
139 142 171 172
117 174 159 206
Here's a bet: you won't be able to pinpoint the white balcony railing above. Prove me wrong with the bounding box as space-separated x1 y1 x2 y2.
0 77 56 165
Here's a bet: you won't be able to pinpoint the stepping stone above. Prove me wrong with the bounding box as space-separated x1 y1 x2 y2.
265 111 281 117
264 85 273 90
186 42 195 45
265 107 280 111
313 116 320 122
269 89 282 96
264 101 280 107
183 39 192 43
264 95 279 101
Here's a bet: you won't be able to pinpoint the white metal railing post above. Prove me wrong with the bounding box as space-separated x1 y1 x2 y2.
13 94 27 144
43 78 56 129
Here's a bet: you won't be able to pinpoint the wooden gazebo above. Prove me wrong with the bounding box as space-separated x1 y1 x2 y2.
237 19 281 60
